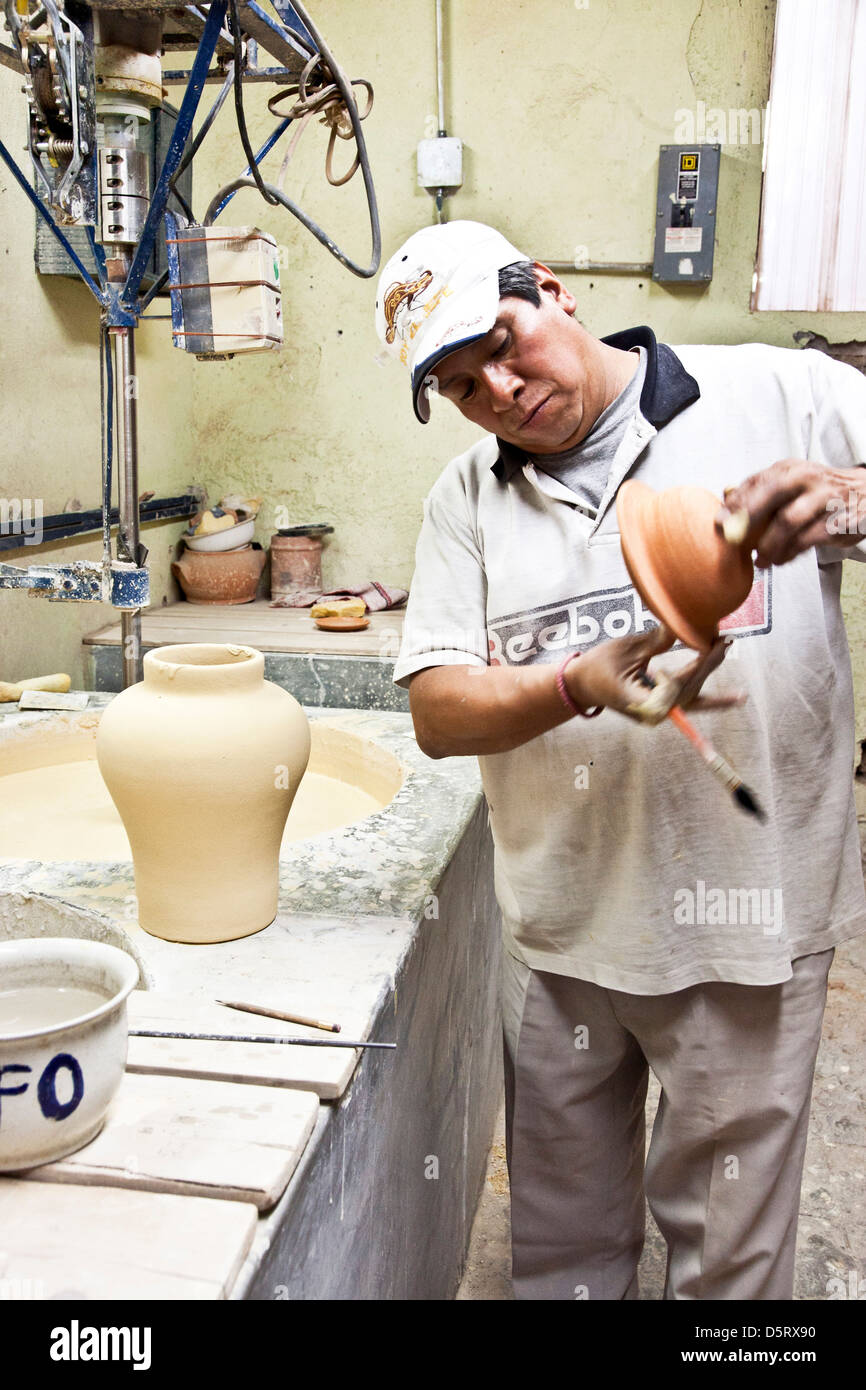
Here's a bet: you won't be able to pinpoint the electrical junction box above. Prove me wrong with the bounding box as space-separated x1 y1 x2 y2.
652 144 720 284
165 219 283 357
417 137 463 191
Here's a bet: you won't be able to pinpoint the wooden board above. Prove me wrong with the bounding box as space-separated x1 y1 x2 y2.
125 992 359 1100
21 1071 319 1211
0 1179 257 1299
83 600 405 658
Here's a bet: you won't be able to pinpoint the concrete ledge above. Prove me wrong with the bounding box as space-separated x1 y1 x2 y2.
234 800 503 1300
86 645 410 712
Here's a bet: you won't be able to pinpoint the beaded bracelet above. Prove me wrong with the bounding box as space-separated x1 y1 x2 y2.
555 652 604 719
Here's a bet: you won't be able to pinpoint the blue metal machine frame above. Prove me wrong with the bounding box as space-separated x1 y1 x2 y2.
0 0 314 620
120 0 227 315
0 2 227 324
0 0 314 324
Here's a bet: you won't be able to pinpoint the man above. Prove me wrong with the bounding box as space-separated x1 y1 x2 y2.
374 220 866 1300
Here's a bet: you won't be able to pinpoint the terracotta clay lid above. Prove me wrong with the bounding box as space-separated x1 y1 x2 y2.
616 480 754 652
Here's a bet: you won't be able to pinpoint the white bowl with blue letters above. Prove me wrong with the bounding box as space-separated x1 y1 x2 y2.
0 938 139 1171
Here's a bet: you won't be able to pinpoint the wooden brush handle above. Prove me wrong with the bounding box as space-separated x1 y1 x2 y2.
667 705 714 759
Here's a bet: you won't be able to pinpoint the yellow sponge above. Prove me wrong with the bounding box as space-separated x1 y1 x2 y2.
310 598 367 619
195 509 237 536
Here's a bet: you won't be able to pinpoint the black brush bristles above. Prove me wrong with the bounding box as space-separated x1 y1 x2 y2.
733 782 767 822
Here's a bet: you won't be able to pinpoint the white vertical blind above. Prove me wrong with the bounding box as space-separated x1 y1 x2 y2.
753 0 866 311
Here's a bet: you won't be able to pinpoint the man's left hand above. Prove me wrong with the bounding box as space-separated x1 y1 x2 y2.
715 457 866 566
578 622 745 726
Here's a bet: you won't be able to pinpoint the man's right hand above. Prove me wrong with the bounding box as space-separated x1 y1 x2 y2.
715 458 866 565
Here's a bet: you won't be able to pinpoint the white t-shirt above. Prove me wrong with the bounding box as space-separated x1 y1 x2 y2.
529 346 647 515
393 334 866 993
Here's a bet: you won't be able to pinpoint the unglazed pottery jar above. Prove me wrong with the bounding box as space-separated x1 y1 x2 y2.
96 643 311 943
616 480 755 651
171 543 265 605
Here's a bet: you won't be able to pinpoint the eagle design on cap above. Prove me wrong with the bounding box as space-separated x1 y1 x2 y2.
383 269 434 343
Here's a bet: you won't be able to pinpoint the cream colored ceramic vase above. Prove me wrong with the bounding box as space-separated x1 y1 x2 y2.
95 643 311 944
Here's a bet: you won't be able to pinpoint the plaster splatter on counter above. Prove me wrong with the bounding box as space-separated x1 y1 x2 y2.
0 697 479 925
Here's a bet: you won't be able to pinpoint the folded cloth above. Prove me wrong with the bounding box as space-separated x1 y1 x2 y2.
319 582 408 612
272 581 408 612
269 587 323 608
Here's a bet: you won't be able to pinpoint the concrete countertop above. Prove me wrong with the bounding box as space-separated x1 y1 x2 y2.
0 693 498 1299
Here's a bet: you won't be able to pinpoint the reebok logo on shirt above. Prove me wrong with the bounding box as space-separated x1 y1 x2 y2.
487 573 772 666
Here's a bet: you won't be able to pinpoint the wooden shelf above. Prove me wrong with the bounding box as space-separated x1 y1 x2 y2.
84 599 405 659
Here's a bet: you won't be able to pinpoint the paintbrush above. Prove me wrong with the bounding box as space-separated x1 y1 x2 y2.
216 998 341 1033
128 1029 394 1049
637 671 766 822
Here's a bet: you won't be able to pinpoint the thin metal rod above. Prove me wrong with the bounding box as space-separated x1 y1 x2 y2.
207 117 292 222
122 0 228 307
113 328 143 686
0 39 25 74
240 0 315 64
0 494 197 551
129 1029 395 1049
100 328 113 588
168 58 236 198
85 226 108 290
161 65 298 84
138 270 169 314
0 138 105 302
435 0 445 133
542 260 653 276
433 0 447 223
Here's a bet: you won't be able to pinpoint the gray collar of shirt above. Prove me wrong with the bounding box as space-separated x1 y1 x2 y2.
491 325 701 482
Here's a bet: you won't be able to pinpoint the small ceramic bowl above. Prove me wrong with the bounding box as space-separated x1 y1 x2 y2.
184 518 256 552
0 938 139 1171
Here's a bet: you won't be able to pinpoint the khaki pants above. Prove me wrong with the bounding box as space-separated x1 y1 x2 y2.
501 947 834 1300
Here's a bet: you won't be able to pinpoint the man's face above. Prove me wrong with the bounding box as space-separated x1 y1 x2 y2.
430 269 605 453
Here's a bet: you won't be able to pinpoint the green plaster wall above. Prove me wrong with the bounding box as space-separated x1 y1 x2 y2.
1 0 865 732
0 69 197 688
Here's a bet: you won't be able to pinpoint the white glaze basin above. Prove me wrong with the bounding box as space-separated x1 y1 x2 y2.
0 709 404 865
0 938 138 1171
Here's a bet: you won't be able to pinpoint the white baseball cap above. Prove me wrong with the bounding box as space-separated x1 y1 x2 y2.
374 220 531 423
